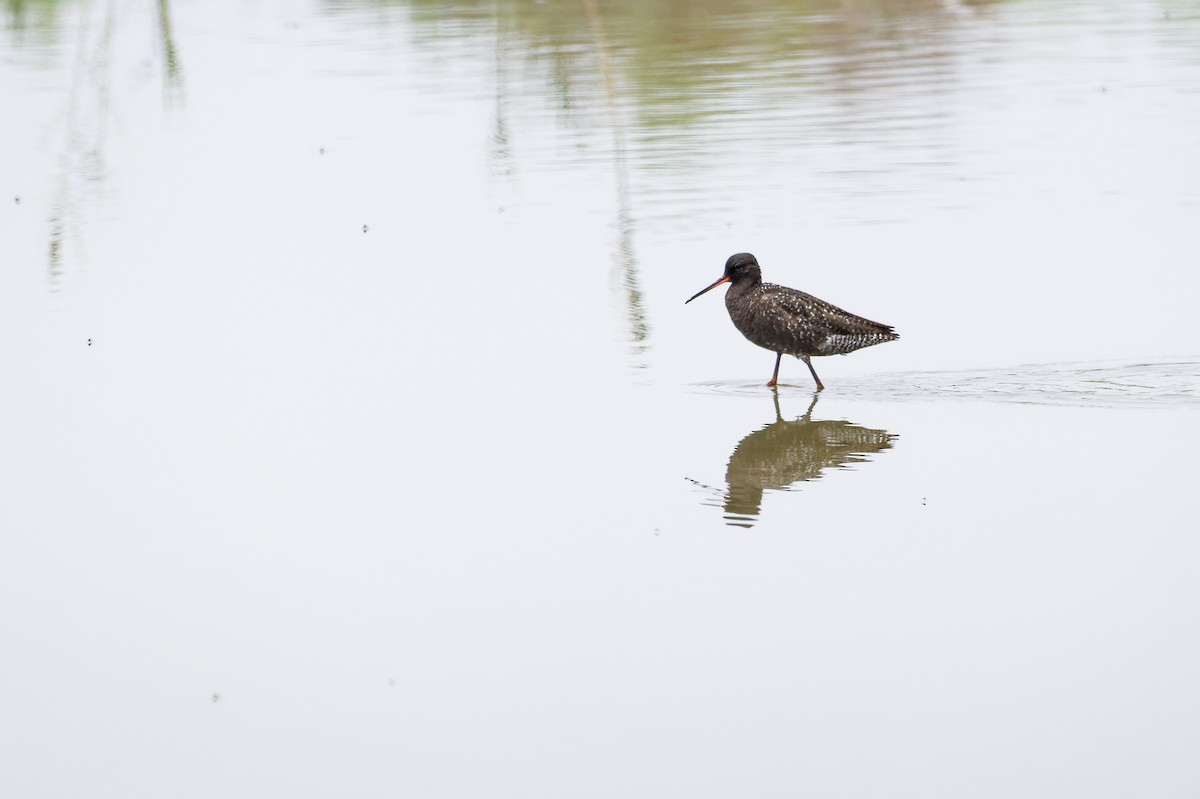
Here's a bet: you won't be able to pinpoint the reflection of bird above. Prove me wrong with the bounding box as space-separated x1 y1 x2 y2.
686 253 898 390
720 394 896 527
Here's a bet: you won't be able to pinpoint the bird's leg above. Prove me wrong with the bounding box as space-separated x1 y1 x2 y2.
800 354 825 391
801 393 818 421
766 352 783 387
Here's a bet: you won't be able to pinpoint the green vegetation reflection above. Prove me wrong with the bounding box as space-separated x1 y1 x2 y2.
331 0 1006 124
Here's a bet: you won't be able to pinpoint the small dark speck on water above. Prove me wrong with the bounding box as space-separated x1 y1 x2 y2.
319 147 325 155
212 693 221 703
14 196 19 204
87 339 92 346
922 497 927 506
363 224 369 233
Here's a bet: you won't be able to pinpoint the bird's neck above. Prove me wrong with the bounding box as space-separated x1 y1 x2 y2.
726 277 762 300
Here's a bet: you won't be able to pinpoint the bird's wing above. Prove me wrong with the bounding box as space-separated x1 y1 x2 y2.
764 284 896 337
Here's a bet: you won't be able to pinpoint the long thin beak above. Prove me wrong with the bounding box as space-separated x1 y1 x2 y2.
685 275 731 304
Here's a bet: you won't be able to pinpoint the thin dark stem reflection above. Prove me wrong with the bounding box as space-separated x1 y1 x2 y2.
583 0 650 367
158 0 185 98
48 0 117 289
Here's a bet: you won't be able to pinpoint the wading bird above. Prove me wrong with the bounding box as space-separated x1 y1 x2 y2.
686 253 898 390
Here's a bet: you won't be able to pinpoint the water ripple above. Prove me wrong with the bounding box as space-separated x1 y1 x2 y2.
692 358 1200 409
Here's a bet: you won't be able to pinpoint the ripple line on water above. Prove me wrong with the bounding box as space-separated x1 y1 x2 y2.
690 358 1200 409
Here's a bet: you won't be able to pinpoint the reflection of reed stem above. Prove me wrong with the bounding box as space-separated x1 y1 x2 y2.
158 0 184 92
582 0 618 112
582 0 651 360
49 0 117 287
489 0 514 179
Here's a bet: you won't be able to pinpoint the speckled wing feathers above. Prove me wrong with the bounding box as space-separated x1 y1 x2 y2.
728 282 897 357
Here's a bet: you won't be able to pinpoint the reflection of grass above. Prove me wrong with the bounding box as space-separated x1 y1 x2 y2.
18 0 184 286
158 0 183 91
45 0 117 287
338 0 1004 126
4 0 68 33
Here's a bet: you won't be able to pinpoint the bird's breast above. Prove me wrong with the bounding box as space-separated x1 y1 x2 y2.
726 289 813 354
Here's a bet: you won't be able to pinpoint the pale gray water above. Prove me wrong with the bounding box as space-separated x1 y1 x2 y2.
699 357 1200 407
3 0 1200 796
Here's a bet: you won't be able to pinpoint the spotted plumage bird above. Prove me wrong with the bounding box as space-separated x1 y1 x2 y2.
686 252 898 390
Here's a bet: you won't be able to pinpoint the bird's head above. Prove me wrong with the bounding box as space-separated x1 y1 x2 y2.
685 252 762 304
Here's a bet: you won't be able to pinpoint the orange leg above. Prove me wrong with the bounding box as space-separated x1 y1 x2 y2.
766 352 783 387
800 354 824 391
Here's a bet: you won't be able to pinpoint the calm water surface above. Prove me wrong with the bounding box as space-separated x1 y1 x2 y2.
3 0 1200 796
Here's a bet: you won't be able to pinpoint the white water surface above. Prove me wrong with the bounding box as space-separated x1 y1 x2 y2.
3 1 1199 797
